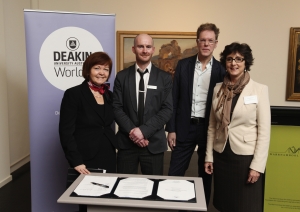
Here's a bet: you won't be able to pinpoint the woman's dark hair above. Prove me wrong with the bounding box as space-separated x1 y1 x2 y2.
220 42 254 71
82 52 113 80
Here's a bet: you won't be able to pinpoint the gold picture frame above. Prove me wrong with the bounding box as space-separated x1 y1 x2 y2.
286 27 300 101
116 31 197 77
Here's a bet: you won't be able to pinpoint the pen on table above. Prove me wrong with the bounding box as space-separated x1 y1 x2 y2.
91 182 109 188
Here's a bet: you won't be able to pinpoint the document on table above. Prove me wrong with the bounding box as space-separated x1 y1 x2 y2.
157 180 195 201
73 175 117 196
114 178 153 198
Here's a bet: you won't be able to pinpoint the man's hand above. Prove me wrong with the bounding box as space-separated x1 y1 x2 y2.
129 127 144 143
167 132 176 150
136 139 149 147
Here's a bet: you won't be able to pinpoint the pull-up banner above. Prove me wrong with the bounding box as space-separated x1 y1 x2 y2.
264 107 300 212
24 10 115 212
264 125 300 211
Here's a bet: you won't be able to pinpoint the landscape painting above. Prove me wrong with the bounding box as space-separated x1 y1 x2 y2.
117 31 197 78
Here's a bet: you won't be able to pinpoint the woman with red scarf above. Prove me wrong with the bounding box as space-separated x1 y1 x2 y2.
59 52 117 177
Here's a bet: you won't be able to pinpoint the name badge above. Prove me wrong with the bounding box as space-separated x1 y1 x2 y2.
147 85 157 89
244 95 258 104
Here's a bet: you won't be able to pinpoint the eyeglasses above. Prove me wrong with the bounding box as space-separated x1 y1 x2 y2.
197 39 217 45
226 57 245 63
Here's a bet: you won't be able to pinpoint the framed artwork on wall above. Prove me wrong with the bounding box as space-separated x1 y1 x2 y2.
286 27 300 101
116 31 197 77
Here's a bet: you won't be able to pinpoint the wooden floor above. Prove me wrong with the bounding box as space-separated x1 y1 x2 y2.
0 151 218 212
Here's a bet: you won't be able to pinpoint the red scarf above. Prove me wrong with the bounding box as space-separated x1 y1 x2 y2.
88 81 110 95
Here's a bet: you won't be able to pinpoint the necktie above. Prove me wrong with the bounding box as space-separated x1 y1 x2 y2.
138 69 148 125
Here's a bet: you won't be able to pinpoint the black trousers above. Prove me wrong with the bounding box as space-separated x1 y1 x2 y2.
117 144 164 175
168 122 212 206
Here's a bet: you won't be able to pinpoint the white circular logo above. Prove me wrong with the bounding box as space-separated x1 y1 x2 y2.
39 27 103 91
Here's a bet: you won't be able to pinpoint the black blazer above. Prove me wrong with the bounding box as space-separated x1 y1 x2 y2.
165 55 225 142
113 64 173 154
59 80 118 167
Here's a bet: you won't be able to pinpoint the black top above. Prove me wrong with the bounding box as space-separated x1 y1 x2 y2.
59 80 117 168
230 94 240 120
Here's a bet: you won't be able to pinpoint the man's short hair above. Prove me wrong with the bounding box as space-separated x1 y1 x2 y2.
196 23 220 40
133 34 154 46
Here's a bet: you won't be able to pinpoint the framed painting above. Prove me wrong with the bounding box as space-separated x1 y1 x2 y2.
116 31 197 77
286 27 300 101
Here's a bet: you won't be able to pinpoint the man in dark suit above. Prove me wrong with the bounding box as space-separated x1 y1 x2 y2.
113 34 173 175
165 23 225 204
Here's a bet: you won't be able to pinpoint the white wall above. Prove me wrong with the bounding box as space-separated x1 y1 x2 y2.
36 0 300 107
0 0 12 188
0 0 299 186
2 0 31 174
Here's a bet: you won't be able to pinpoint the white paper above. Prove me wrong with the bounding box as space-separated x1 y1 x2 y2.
114 177 153 198
244 95 258 104
74 175 117 196
157 180 195 201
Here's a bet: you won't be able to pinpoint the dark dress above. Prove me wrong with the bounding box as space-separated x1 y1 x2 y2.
59 80 117 173
213 94 264 212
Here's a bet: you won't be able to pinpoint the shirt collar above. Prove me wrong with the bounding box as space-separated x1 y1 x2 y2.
196 56 213 69
135 62 152 74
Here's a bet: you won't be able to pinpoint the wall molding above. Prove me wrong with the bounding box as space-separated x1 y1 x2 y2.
0 175 12 188
10 154 30 173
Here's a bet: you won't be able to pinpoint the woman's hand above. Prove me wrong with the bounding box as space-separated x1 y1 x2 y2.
74 164 90 175
247 169 260 183
204 162 214 174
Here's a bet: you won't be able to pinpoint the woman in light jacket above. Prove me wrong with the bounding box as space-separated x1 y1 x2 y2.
205 42 270 212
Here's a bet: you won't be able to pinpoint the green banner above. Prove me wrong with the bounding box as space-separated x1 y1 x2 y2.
264 125 300 211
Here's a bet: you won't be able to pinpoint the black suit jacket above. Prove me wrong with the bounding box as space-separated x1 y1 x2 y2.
59 80 118 167
165 55 225 142
113 64 173 154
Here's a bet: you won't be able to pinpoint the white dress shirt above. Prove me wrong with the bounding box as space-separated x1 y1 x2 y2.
135 63 151 108
191 57 212 118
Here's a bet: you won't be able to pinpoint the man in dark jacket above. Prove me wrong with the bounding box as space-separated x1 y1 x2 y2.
165 23 225 205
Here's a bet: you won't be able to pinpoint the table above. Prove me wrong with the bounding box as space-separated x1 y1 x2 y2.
57 173 207 211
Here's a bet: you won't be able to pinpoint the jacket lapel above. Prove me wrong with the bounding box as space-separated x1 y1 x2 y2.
144 66 157 114
188 55 197 105
231 79 253 121
103 93 113 124
210 57 219 88
128 66 138 113
80 80 105 122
